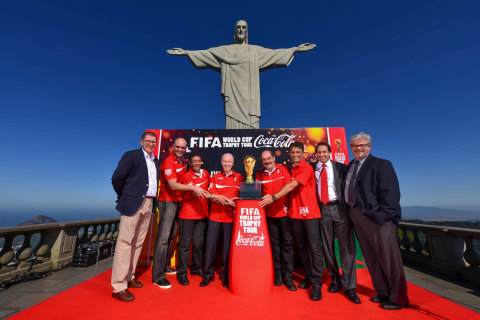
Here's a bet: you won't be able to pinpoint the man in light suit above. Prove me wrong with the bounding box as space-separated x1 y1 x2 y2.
311 142 360 304
345 132 409 310
111 131 160 302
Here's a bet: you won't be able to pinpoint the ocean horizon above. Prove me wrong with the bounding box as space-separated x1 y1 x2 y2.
1 206 479 228
1 209 118 228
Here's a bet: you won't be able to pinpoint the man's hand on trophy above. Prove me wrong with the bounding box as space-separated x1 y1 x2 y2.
295 43 316 52
259 194 274 207
167 48 187 55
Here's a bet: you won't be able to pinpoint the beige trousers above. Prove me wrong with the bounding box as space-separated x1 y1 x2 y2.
111 197 152 293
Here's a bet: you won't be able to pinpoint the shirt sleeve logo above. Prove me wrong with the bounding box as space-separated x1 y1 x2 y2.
165 168 173 176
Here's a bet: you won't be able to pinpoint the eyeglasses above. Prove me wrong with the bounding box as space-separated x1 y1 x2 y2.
350 143 370 149
143 140 157 145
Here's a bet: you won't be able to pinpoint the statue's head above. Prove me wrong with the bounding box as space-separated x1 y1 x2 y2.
233 20 248 44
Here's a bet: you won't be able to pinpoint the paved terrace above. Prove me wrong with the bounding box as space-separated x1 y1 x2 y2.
0 257 478 320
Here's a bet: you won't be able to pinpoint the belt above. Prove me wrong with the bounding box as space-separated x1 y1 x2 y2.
320 200 339 206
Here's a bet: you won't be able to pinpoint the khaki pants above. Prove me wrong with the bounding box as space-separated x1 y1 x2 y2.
111 198 152 293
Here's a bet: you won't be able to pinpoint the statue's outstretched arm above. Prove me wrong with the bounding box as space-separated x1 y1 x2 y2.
167 48 187 56
294 43 316 53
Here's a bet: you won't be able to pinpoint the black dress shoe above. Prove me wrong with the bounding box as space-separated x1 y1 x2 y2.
222 279 229 288
328 281 341 293
310 285 322 301
177 276 189 286
200 277 212 287
274 276 283 286
165 266 177 274
380 300 403 310
298 279 311 289
154 278 171 289
344 289 361 304
284 278 297 291
370 294 388 303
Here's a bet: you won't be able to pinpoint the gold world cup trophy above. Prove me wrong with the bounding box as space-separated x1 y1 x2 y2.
335 139 342 151
243 155 256 183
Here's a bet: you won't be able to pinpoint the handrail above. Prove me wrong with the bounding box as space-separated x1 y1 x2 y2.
397 221 480 286
0 218 120 234
0 218 120 282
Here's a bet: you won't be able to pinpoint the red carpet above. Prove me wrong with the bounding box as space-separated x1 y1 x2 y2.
9 268 479 320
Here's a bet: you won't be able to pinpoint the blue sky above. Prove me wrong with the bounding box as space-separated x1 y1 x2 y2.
1 1 479 223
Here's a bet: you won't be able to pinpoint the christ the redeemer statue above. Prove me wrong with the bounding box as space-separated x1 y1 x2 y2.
167 20 316 129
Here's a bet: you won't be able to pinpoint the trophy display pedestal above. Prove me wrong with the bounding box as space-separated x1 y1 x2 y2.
229 199 273 297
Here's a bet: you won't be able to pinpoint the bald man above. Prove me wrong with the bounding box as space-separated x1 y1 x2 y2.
200 153 242 288
152 138 209 289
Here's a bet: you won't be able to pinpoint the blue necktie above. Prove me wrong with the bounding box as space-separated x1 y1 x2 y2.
347 160 359 207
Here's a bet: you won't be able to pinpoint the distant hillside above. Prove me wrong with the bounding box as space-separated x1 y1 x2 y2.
17 215 58 226
402 219 480 230
402 206 480 221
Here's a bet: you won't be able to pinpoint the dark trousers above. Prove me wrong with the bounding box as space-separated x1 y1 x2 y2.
152 201 179 282
292 218 324 287
177 218 206 277
203 220 233 280
349 206 409 305
319 202 357 290
267 216 294 279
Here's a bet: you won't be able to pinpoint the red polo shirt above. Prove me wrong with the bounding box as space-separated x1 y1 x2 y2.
289 159 321 220
179 169 210 219
158 152 187 202
256 164 291 218
208 170 243 223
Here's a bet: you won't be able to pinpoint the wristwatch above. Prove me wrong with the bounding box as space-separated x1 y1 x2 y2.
272 195 277 201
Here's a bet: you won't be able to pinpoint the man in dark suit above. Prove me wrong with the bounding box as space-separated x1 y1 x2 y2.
111 131 160 302
311 142 360 304
345 132 409 310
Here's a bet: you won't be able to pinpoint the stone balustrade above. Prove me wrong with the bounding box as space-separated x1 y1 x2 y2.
1 219 479 286
0 219 119 282
398 222 480 286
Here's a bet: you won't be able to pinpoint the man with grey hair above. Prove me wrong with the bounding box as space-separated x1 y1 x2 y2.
200 153 242 288
167 20 316 129
345 132 409 310
152 138 209 289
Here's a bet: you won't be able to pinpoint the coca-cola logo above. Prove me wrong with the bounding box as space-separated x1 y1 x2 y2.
253 134 296 149
235 231 265 247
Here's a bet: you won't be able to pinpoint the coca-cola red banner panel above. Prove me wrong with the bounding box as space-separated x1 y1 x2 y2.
147 128 349 177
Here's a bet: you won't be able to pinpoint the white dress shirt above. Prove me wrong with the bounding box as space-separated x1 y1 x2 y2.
143 149 158 197
314 159 338 202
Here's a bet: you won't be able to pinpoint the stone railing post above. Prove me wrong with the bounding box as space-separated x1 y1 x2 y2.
399 222 480 286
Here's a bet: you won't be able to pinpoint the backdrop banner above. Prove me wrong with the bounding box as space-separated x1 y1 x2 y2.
147 128 349 177
140 127 349 266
